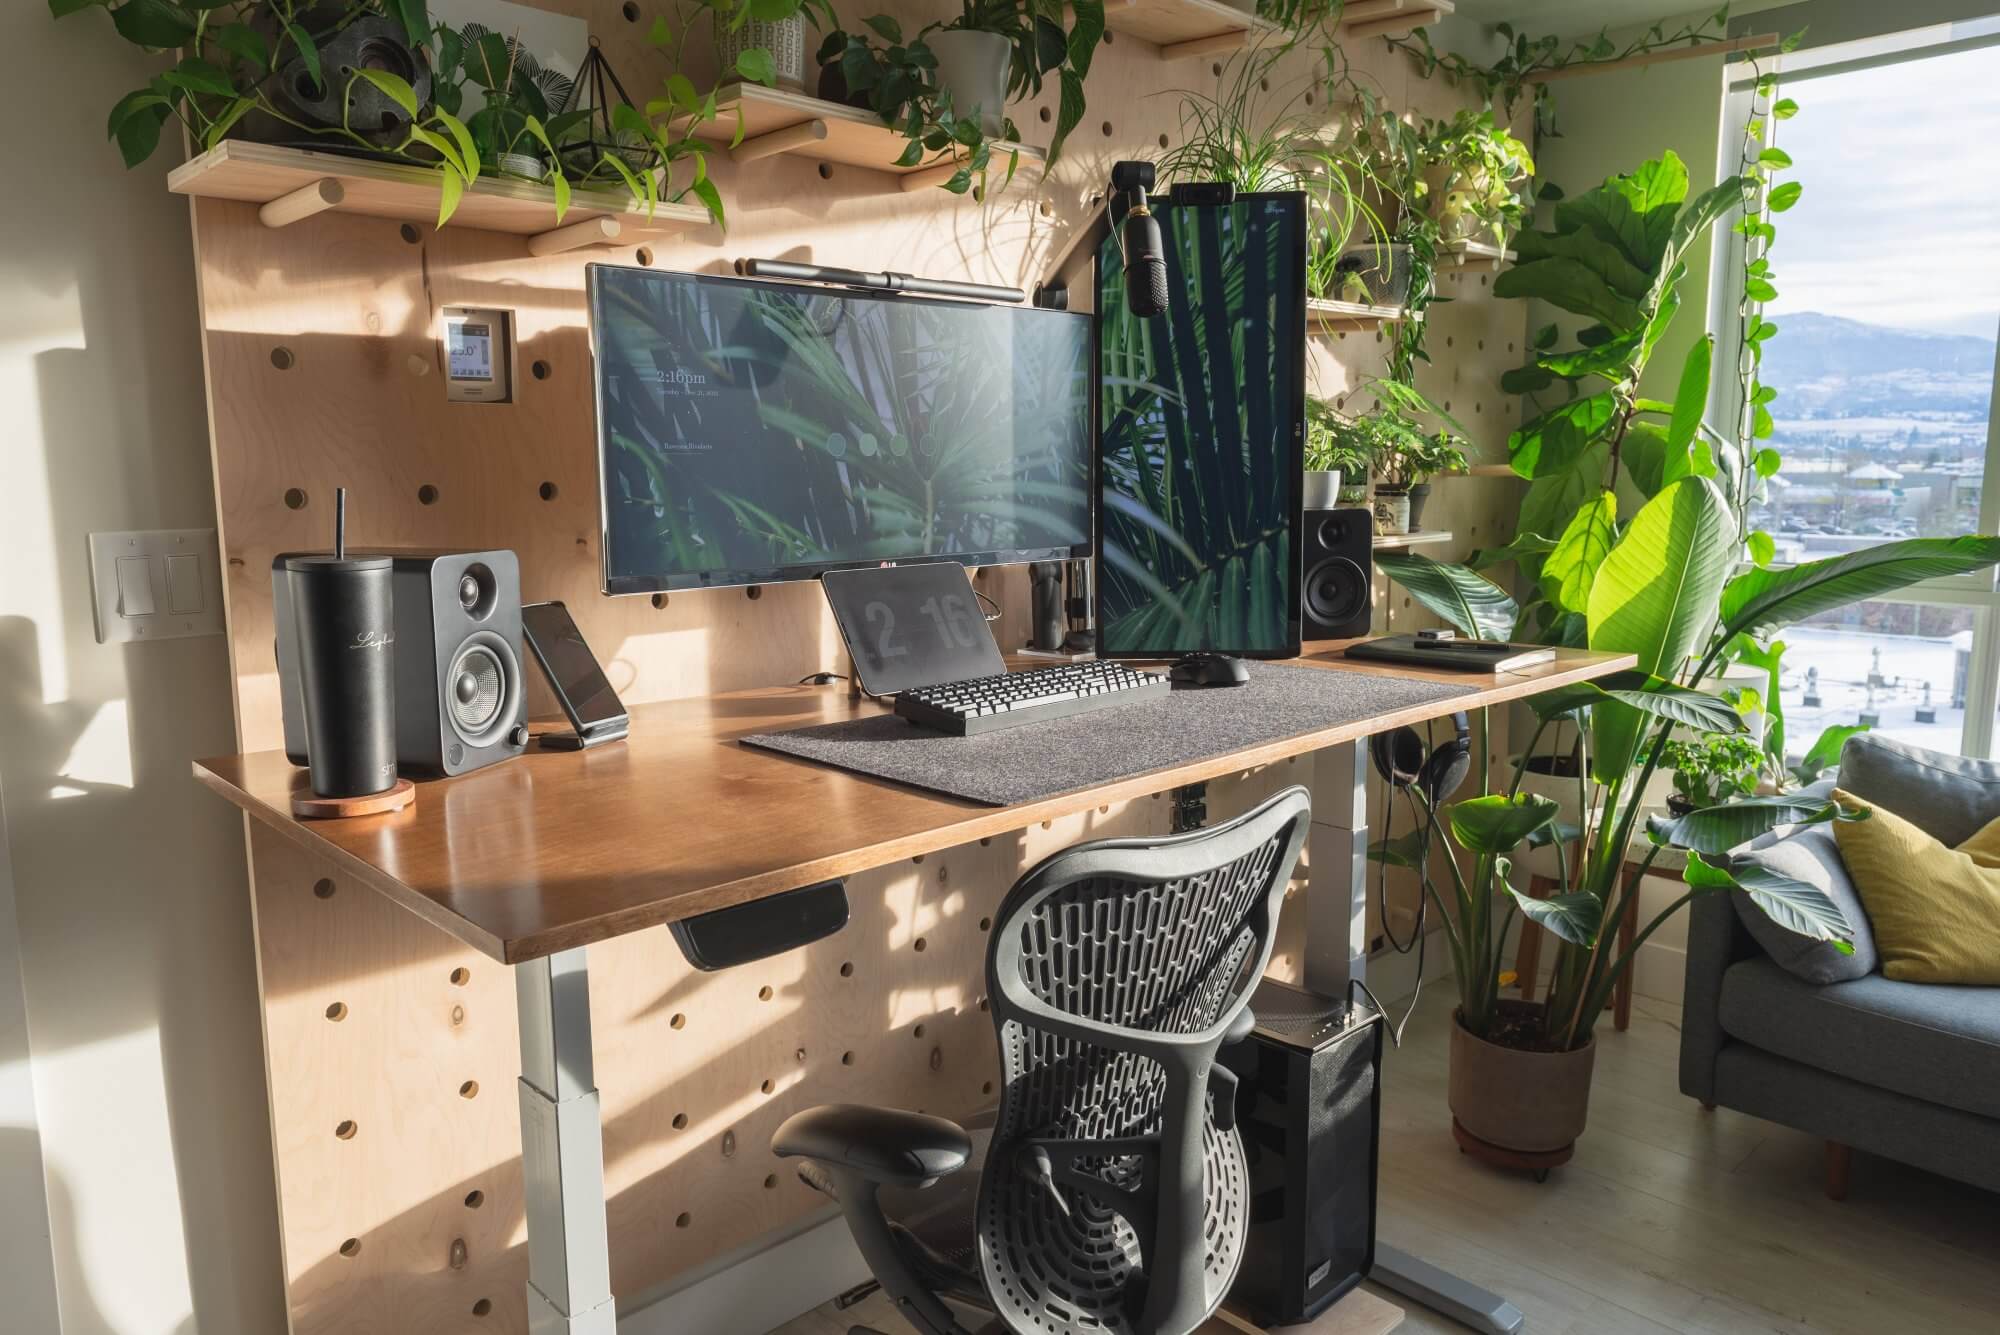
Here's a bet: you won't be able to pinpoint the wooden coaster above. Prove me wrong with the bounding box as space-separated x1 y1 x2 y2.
292 778 415 819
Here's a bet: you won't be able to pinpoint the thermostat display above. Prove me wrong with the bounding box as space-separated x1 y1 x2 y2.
441 306 514 404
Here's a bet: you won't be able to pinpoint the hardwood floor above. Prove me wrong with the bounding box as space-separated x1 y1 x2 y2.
770 987 2000 1335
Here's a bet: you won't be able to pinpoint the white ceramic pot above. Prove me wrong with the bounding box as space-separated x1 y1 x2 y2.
496 151 545 179
1303 470 1342 510
717 16 806 91
928 29 1012 138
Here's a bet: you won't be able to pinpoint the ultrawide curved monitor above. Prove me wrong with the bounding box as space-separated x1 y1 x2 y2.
588 266 1093 595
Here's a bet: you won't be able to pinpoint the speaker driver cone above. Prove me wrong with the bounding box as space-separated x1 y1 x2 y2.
445 631 520 747
1304 556 1368 628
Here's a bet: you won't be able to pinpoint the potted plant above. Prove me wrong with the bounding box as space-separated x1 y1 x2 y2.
815 21 1018 196
1305 399 1374 510
433 25 576 180
710 0 836 93
1354 381 1468 534
1415 108 1535 246
1400 430 1468 531
1662 734 1764 816
1156 47 1385 303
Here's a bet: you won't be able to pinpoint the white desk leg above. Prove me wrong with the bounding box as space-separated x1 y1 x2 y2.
1307 740 1526 1335
517 948 617 1335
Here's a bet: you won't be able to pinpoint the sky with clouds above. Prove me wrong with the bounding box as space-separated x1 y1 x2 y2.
1767 43 2000 339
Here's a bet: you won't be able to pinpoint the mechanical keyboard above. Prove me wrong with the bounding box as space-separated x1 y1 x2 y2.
894 661 1171 736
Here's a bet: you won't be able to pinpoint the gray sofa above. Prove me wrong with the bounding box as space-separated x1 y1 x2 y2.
1680 733 2000 1198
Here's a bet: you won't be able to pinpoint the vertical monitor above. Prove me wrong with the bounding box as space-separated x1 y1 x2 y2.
589 266 1093 595
1095 192 1307 658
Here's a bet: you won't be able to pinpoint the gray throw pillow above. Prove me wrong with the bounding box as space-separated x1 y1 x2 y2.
1730 824 1878 984
1838 733 2000 847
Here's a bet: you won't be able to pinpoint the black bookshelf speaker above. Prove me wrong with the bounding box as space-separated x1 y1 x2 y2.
1302 508 1374 639
1223 979 1384 1327
389 551 528 777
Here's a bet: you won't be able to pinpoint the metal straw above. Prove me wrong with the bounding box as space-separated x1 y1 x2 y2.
335 487 346 560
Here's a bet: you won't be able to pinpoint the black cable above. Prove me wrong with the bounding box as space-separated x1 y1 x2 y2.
973 587 1002 622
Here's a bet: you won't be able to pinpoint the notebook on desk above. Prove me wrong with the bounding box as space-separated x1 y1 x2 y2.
1343 633 1556 674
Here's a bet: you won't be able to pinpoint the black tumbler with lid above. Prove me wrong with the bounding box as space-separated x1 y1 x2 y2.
284 490 398 798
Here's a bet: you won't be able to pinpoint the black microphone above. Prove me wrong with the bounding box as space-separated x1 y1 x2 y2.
1110 161 1166 318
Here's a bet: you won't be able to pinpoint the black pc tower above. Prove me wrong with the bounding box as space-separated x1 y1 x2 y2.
1225 978 1385 1326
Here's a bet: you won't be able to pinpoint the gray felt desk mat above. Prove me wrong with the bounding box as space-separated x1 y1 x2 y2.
741 662 1477 806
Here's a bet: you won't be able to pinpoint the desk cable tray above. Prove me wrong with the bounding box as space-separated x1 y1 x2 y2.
742 661 1476 806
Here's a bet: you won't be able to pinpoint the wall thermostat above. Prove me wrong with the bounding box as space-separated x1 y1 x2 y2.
441 306 514 404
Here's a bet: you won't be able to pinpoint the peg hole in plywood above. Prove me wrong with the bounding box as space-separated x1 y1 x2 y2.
1101 121 1114 137
539 481 558 501
983 1081 994 1095
758 985 773 1001
339 1238 361 1258
978 916 991 931
450 966 470 986
459 1080 478 1099
399 222 421 244
764 1174 779 1189
325 1001 347 1022
464 1189 484 1208
531 360 552 381
636 245 656 264
816 164 832 181
312 878 334 898
672 1113 688 1130
913 1023 926 1039
670 1012 685 1029
913 937 927 953
1212 62 1223 76
622 1 640 20
335 1120 357 1140
841 1051 855 1066
676 1212 692 1228
1039 106 1051 123
838 961 853 978
746 585 762 600
760 1078 774 1094
270 346 295 371
285 488 309 511
418 484 439 506
472 1298 492 1317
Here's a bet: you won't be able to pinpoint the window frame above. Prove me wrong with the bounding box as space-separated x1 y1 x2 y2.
1711 33 2000 756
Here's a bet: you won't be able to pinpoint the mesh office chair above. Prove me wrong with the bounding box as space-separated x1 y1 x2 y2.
773 785 1312 1335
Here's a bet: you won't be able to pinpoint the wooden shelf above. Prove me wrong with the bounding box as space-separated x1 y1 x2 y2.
1102 0 1284 60
1308 297 1405 332
686 84 1044 193
1465 463 1518 478
1375 529 1453 550
1341 0 1455 39
1440 239 1515 272
168 140 711 244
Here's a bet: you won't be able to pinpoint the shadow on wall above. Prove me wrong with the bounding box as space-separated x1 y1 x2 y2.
0 0 291 1321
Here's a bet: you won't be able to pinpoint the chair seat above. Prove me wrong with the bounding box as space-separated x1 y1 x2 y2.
1718 956 2000 1119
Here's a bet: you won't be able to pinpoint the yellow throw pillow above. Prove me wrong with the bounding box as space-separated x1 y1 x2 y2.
1831 789 2000 985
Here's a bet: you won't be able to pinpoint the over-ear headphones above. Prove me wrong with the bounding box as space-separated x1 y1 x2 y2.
1370 711 1472 805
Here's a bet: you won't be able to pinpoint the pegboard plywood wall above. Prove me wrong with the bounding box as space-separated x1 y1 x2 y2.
195 6 1531 1330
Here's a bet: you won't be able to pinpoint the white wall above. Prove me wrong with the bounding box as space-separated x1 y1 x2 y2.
0 793 60 1331
0 6 286 1332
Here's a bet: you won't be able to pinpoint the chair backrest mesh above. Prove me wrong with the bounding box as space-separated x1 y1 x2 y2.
976 787 1310 1335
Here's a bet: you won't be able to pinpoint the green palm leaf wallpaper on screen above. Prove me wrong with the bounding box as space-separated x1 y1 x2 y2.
590 269 1092 593
1097 194 1306 655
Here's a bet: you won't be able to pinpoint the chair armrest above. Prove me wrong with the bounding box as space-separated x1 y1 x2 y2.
1680 890 1754 1103
1223 1004 1257 1047
772 1104 972 1190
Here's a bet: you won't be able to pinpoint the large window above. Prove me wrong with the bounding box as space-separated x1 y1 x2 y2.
1717 32 2000 756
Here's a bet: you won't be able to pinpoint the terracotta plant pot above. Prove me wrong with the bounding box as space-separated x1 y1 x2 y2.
1449 1002 1596 1156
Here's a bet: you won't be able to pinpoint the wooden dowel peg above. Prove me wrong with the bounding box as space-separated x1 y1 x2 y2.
1345 9 1443 40
1162 30 1252 61
900 157 973 194
259 178 345 229
731 119 829 165
528 216 622 257
1341 0 1412 22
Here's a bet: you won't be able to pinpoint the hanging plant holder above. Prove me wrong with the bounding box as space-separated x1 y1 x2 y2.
558 38 660 178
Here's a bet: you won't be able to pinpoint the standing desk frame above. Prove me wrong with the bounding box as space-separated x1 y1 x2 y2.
194 644 1633 1333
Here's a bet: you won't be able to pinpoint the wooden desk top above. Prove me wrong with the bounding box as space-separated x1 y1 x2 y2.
194 642 1634 964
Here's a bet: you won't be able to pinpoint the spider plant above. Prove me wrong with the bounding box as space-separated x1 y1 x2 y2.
1155 45 1385 302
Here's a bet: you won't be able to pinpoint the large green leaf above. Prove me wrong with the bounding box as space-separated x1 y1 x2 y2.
1664 335 1710 456
1491 258 1640 328
1505 884 1603 947
1449 794 1560 855
1795 724 1866 783
1509 393 1617 481
1541 490 1616 614
1684 851 1852 945
1588 477 1734 676
1586 476 1734 783
111 0 195 47
1519 439 1609 548
1522 673 1740 733
1555 151 1688 273
1374 554 1518 641
1718 537 2000 640
1467 531 1557 570
1649 794 1866 856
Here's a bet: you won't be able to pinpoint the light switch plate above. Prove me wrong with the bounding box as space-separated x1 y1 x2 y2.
88 529 226 644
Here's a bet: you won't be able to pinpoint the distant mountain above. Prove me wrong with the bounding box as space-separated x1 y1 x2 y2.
1762 312 1995 419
